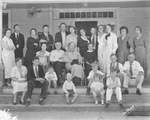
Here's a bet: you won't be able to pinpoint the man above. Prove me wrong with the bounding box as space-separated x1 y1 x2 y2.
50 42 65 86
107 54 124 87
11 24 25 58
39 25 54 52
55 23 69 50
90 27 98 53
122 53 144 95
26 57 49 106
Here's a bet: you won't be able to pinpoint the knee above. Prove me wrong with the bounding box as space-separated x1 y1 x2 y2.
65 93 69 97
28 80 34 86
44 80 49 86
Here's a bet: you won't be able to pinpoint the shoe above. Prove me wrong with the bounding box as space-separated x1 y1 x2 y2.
67 100 71 105
54 91 58 95
13 102 17 105
86 87 90 95
95 100 98 105
122 89 129 95
119 102 124 109
136 89 142 95
101 100 104 105
39 100 44 105
105 101 110 108
47 92 50 95
20 100 25 105
26 101 31 106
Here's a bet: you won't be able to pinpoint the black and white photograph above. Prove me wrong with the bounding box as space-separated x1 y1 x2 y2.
0 0 150 119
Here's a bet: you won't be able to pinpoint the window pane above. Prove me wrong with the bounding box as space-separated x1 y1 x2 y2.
76 12 80 18
65 12 69 18
81 12 86 18
70 12 75 18
59 13 64 18
92 12 97 18
98 12 102 18
87 12 91 18
103 12 108 18
108 12 114 18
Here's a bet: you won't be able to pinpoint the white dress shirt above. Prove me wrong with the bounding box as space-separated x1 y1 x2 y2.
49 49 64 62
123 61 144 77
61 31 66 48
33 65 38 77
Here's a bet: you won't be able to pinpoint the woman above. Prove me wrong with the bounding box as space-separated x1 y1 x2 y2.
24 28 39 68
11 58 27 105
36 42 50 72
2 28 15 86
97 25 105 71
132 26 147 74
101 24 118 74
77 28 90 57
117 26 133 64
64 42 85 84
65 26 78 51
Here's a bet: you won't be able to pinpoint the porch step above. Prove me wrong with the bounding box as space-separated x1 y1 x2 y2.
0 94 149 112
2 86 150 94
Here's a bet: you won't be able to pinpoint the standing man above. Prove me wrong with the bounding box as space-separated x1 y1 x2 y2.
55 23 69 50
11 24 25 58
39 25 54 52
90 27 98 53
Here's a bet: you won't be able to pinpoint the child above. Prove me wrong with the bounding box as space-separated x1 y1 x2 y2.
86 63 105 95
90 73 105 105
105 70 124 109
45 65 58 95
62 73 77 104
84 43 97 77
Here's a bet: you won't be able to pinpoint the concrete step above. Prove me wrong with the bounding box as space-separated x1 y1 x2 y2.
2 86 150 94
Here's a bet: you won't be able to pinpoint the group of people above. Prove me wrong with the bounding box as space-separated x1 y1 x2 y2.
1 22 147 107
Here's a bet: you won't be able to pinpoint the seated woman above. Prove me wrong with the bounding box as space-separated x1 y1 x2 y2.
64 42 85 85
36 42 50 73
11 58 28 105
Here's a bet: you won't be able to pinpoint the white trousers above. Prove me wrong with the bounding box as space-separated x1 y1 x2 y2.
123 74 144 90
106 87 122 102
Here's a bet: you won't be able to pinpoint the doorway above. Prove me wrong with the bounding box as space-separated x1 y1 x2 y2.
75 21 97 37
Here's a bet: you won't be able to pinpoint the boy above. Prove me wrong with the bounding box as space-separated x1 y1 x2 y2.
62 73 77 104
90 73 105 105
87 63 104 95
45 65 58 95
105 70 124 109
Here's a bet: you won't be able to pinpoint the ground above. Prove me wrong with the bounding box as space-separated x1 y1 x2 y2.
12 111 150 120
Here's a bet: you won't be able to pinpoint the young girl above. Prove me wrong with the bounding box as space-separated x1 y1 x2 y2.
45 65 58 95
84 43 97 77
36 43 50 73
90 73 105 105
62 73 77 104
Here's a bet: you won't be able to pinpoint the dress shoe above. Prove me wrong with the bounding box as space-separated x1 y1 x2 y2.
136 89 142 95
122 89 129 95
13 102 17 105
39 100 44 105
20 100 25 105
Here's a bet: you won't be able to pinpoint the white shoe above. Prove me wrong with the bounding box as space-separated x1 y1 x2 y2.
95 101 98 105
101 100 104 105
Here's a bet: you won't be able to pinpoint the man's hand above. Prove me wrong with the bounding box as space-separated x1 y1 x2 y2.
16 44 19 48
34 43 38 46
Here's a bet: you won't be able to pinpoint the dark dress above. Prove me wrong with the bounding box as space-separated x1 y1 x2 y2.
84 50 97 76
24 37 39 68
132 36 147 72
116 36 131 64
77 36 89 57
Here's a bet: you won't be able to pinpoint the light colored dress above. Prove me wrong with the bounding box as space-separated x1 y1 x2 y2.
132 36 147 72
36 51 50 66
101 32 118 74
64 50 85 80
97 34 105 71
65 34 78 50
2 36 15 79
11 66 27 94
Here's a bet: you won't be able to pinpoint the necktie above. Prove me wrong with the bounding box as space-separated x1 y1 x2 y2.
129 62 133 76
17 34 19 39
92 36 95 48
35 66 39 78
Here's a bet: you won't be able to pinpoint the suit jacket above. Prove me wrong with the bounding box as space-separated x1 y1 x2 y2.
27 65 45 81
55 31 69 45
11 33 25 58
38 33 54 52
